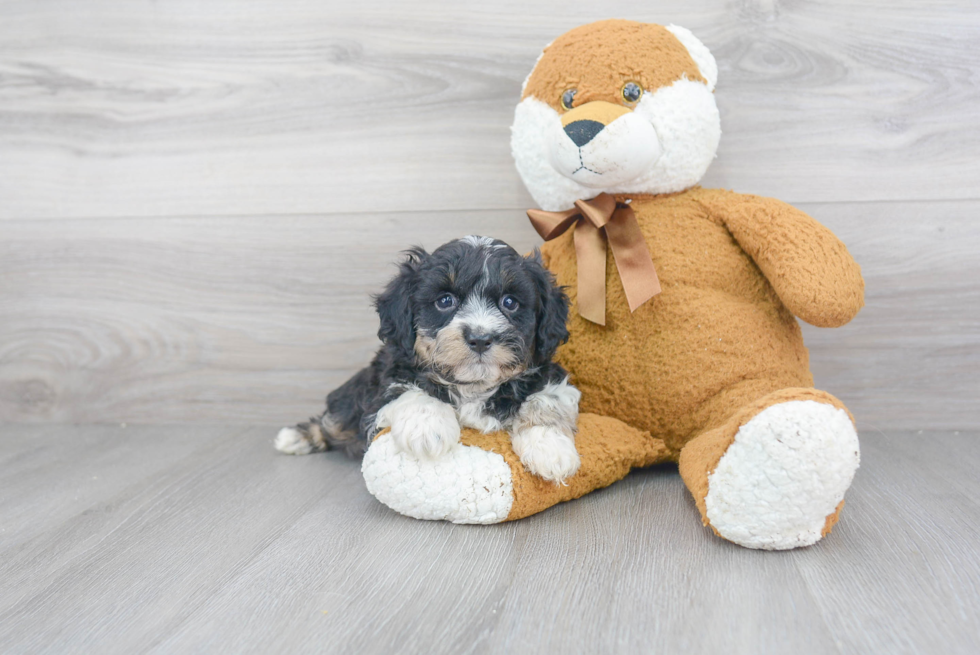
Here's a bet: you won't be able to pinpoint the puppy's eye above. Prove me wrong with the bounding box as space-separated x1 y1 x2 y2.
622 82 643 104
435 293 457 311
560 89 577 111
500 295 519 312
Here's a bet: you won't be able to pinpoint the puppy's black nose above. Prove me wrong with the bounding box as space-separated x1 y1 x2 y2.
466 333 493 354
564 120 605 147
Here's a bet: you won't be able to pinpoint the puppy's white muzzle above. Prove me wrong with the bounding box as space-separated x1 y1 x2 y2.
547 110 662 189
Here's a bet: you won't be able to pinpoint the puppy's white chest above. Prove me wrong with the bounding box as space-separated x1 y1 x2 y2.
456 399 503 434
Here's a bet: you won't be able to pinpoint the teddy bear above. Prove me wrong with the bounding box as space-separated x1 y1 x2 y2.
361 19 864 550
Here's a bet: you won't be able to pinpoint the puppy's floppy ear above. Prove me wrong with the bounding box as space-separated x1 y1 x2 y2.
375 247 427 357
525 249 570 364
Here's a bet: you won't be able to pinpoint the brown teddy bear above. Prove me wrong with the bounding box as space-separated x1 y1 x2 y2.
362 19 864 550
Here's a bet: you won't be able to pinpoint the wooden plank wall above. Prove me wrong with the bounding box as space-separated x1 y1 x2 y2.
2 0 978 429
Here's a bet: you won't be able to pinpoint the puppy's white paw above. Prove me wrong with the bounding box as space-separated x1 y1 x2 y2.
511 426 581 484
390 405 461 459
274 427 316 455
377 390 461 459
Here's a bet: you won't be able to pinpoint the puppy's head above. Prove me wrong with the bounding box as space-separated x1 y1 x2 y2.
375 236 569 388
511 20 721 211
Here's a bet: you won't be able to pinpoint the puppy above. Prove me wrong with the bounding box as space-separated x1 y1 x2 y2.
274 235 582 483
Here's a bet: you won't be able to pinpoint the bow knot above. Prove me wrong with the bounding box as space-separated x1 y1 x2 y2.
528 193 661 325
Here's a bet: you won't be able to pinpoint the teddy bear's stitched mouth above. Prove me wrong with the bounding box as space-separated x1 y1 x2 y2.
546 109 663 190
571 148 602 176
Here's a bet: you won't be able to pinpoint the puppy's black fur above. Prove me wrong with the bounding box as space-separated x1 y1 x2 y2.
291 237 570 457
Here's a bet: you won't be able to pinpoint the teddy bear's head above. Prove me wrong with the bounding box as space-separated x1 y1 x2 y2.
511 20 721 211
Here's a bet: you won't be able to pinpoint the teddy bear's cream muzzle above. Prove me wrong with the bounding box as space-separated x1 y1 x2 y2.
547 101 662 188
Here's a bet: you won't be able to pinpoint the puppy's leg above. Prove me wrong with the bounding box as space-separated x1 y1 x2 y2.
274 419 328 456
274 366 374 457
375 387 461 459
274 412 363 456
509 378 582 484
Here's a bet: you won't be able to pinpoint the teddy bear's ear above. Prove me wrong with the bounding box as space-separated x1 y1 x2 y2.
520 40 553 95
666 25 718 91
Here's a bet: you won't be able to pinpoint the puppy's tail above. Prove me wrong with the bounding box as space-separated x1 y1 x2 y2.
273 414 366 457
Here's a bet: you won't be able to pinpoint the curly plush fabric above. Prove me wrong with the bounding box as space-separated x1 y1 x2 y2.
541 188 864 455
364 413 669 524
522 20 706 110
363 20 865 549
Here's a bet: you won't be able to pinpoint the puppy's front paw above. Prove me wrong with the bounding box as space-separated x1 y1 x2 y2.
384 392 461 459
511 426 580 484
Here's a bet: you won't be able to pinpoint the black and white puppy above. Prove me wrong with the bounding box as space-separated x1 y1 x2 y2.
274 235 582 483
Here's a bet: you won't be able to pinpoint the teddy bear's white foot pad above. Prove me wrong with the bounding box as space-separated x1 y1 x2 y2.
705 400 860 550
361 433 514 524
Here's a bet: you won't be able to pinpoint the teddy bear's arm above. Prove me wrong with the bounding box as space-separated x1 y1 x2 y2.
709 192 865 328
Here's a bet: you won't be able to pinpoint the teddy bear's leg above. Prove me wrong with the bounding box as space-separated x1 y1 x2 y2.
362 413 671 524
678 388 860 550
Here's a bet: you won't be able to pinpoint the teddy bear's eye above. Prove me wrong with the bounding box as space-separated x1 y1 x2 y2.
560 89 577 111
622 82 643 103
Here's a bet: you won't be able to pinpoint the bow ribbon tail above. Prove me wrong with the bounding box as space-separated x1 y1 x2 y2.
527 193 660 326
572 219 608 325
606 204 661 312
527 207 580 241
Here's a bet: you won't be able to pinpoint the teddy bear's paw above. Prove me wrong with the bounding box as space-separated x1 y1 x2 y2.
705 400 860 550
511 426 581 485
361 432 514 524
376 389 461 459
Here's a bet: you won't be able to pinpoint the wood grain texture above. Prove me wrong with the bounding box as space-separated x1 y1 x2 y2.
3 200 978 428
1 425 978 654
801 200 980 431
0 0 978 221
1 2 978 428
0 209 541 425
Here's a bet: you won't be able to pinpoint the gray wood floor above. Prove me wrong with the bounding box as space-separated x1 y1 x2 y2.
1 424 978 654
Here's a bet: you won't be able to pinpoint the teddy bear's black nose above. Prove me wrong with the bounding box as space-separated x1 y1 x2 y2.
564 120 605 147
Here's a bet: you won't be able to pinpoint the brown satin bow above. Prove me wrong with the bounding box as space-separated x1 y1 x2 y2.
527 193 661 326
